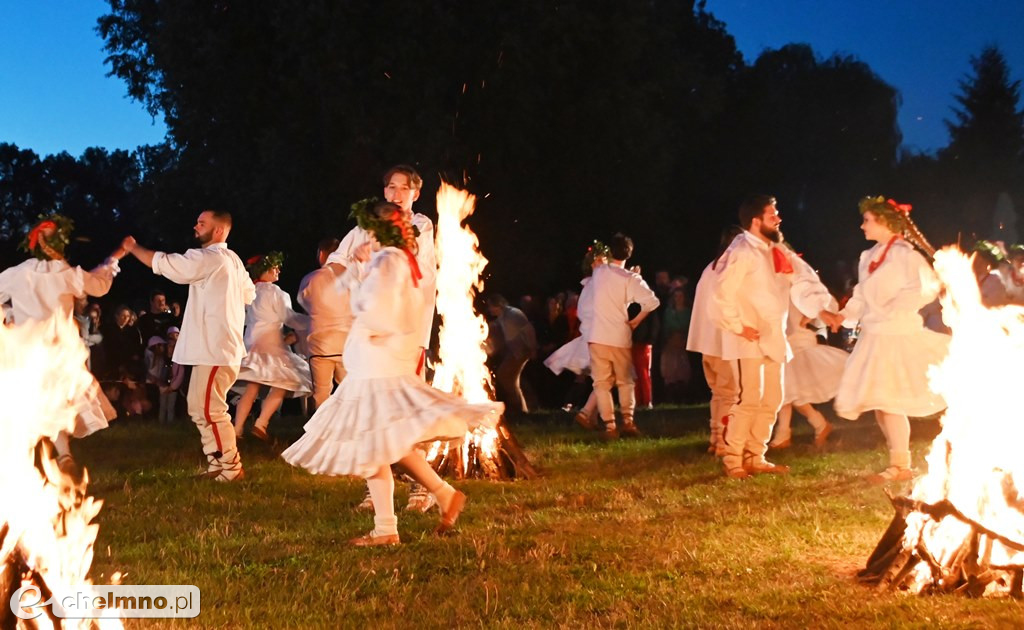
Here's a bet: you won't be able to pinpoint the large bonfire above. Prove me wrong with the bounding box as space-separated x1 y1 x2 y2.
428 183 536 480
860 247 1024 597
0 316 122 628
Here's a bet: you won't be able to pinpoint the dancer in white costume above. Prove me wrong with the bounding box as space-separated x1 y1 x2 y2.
0 215 124 469
712 196 836 478
298 237 352 410
122 210 256 482
826 196 949 483
544 241 609 430
282 200 502 546
328 165 440 512
686 227 743 456
233 251 312 441
769 256 845 449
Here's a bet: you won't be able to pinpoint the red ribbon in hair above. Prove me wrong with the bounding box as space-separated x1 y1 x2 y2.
886 198 912 214
246 255 263 265
868 235 903 274
386 214 421 287
28 220 56 251
771 247 793 274
402 248 422 288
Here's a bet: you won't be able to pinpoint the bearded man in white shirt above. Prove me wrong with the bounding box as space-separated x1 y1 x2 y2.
712 195 836 479
581 233 660 439
298 236 353 410
122 210 256 482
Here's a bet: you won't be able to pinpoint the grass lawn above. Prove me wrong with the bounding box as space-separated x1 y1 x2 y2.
75 406 1023 629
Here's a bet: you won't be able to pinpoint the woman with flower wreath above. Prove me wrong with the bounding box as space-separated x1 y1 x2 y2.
827 196 949 483
282 199 502 546
232 251 312 441
0 214 125 471
544 240 609 430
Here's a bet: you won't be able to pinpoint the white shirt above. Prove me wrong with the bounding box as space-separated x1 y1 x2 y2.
686 258 728 357
244 282 309 351
0 257 119 325
840 239 940 334
327 213 436 347
152 242 256 366
298 264 353 340
712 232 833 363
582 262 660 348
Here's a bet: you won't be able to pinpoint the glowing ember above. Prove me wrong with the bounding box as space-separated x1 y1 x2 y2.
429 183 535 479
0 316 122 627
862 247 1024 596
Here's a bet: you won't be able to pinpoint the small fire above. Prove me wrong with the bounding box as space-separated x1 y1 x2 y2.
0 316 122 627
429 183 501 476
864 247 1024 596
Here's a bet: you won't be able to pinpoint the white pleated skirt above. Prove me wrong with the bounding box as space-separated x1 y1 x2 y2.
281 374 503 478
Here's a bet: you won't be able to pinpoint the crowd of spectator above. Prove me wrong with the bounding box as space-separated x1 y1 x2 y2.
74 289 187 422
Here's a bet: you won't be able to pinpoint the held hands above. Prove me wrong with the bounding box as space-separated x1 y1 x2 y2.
109 235 135 260
738 325 760 341
819 310 844 333
120 236 137 256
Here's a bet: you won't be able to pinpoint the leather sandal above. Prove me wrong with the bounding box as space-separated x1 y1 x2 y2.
349 531 401 547
434 490 467 535
867 466 913 484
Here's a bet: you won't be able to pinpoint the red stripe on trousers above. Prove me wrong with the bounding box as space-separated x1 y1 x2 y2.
205 366 224 452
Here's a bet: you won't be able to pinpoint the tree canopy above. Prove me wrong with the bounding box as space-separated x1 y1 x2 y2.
6 3 1017 301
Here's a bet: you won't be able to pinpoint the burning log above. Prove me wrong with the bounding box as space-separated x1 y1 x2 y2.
429 183 537 480
427 417 538 480
859 495 1024 597
859 249 1024 598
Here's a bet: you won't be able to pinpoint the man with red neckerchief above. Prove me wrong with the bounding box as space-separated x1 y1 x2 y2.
712 195 836 479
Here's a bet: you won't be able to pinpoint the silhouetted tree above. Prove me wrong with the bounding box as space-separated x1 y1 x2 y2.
937 46 1024 240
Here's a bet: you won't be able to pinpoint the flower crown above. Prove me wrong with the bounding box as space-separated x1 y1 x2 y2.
349 197 420 251
973 240 1006 265
246 251 285 279
20 214 74 260
581 239 611 274
858 196 912 234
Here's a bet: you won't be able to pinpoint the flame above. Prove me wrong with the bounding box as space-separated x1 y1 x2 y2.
429 183 500 473
1 316 122 627
900 248 1024 594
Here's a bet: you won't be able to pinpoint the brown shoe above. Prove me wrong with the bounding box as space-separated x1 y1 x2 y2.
620 423 642 438
769 438 792 450
250 426 270 443
214 467 245 482
601 427 619 441
745 461 790 475
724 466 751 480
867 467 913 485
435 490 467 536
349 531 401 547
813 423 833 447
574 411 597 431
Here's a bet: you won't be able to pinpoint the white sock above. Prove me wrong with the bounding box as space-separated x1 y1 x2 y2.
373 514 398 537
366 470 396 528
430 482 456 512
